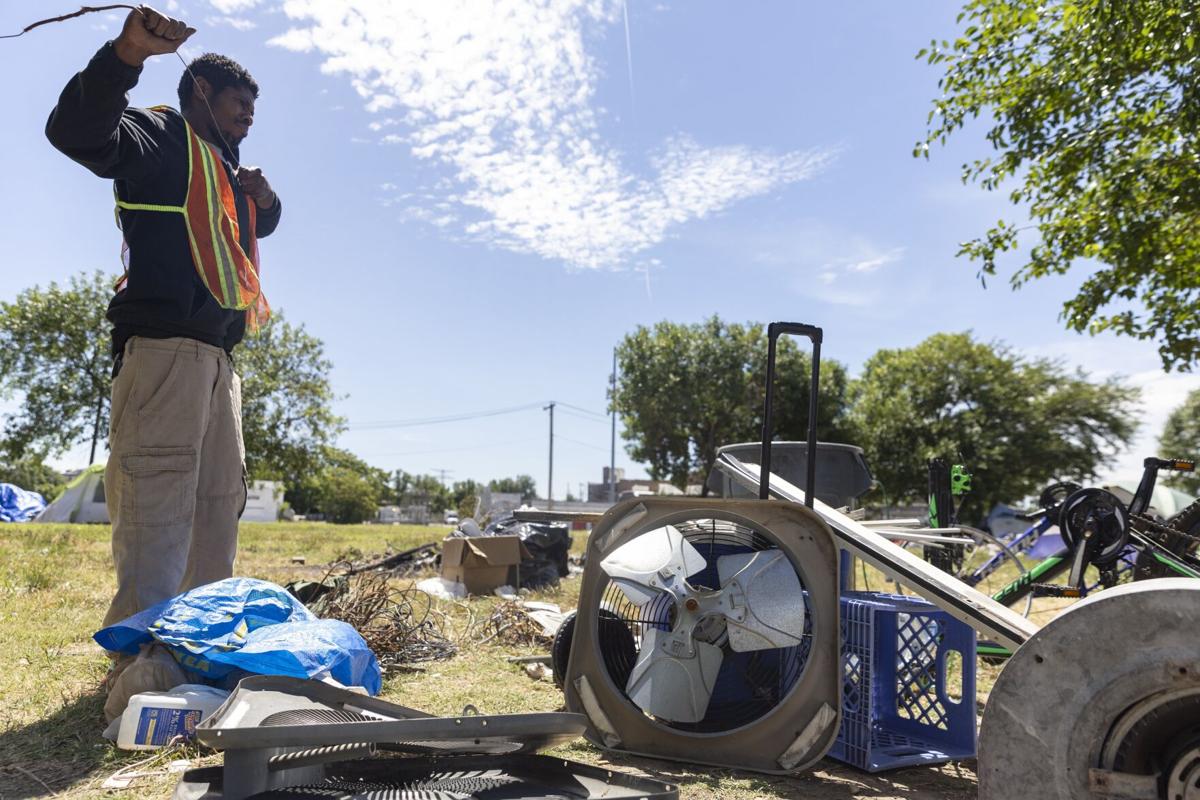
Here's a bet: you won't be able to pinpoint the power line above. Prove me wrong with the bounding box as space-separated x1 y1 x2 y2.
557 407 610 425
349 400 605 431
556 434 609 453
557 401 607 418
350 402 544 430
354 439 528 458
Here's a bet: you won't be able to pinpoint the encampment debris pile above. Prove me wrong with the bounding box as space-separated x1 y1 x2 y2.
298 571 458 671
477 600 561 647
449 513 572 589
334 541 440 576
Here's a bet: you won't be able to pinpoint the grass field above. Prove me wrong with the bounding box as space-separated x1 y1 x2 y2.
0 520 1048 799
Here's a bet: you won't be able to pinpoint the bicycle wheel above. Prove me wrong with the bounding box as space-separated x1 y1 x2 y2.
890 526 1034 618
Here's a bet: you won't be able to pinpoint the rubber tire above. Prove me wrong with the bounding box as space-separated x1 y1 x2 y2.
550 610 577 688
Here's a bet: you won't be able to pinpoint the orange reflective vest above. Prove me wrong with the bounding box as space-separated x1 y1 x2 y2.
114 107 269 330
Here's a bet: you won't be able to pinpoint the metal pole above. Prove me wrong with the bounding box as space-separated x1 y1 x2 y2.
806 337 821 509
610 348 618 503
544 402 556 509
758 332 778 501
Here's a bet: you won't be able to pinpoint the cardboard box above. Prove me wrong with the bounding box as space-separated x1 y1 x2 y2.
441 535 532 595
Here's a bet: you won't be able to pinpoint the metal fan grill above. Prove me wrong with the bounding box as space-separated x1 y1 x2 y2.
179 754 676 800
173 676 677 800
595 517 813 731
563 497 841 774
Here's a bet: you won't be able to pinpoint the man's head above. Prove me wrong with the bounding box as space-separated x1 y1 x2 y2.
178 53 259 148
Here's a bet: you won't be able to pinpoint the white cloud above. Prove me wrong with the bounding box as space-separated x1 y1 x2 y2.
268 0 832 268
748 221 905 305
207 0 264 12
844 247 904 273
1024 337 1200 482
205 15 258 30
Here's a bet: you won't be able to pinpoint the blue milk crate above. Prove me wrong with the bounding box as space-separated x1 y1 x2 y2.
827 591 977 772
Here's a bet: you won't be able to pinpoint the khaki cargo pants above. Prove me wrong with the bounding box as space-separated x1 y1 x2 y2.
102 336 247 629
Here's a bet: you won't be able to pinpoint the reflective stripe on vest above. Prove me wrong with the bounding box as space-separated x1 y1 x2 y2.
114 107 269 330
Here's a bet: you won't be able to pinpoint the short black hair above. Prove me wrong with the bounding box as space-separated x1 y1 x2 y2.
177 53 259 111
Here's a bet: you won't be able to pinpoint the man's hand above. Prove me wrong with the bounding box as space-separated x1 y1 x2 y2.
113 6 195 68
237 167 277 209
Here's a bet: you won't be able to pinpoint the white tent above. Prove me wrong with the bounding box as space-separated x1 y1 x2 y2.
1107 481 1197 520
37 469 283 524
36 464 109 523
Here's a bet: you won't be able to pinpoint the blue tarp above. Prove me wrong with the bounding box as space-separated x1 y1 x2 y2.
0 483 45 522
94 577 382 695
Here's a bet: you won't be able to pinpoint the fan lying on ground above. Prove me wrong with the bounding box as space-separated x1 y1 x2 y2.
600 523 806 723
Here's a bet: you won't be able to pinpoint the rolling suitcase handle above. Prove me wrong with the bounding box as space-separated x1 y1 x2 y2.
758 322 823 506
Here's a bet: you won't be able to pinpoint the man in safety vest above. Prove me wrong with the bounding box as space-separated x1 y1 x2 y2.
46 5 282 719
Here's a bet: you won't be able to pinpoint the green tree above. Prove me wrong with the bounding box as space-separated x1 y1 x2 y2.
918 1 1200 370
451 479 481 519
0 457 66 500
314 465 383 524
290 447 389 517
236 310 346 486
0 272 112 464
488 474 537 502
1159 389 1200 494
614 317 854 492
850 332 1140 518
393 470 452 512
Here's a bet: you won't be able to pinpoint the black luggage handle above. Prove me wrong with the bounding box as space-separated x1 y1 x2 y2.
758 322 823 506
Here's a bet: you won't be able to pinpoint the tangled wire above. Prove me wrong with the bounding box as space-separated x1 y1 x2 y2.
475 600 553 647
308 569 458 672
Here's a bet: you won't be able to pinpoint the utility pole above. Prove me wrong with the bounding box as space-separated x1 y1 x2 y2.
433 468 452 488
609 347 618 503
544 402 556 509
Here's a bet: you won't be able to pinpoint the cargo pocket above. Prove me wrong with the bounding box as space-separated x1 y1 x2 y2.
121 448 197 526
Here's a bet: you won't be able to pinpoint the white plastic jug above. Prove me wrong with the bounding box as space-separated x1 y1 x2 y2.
116 684 230 751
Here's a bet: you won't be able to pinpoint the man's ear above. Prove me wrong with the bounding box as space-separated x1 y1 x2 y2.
192 76 213 105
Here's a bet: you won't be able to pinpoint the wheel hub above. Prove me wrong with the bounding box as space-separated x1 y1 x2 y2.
1099 689 1200 799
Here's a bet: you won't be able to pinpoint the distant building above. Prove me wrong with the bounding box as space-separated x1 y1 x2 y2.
586 466 702 502
376 504 431 524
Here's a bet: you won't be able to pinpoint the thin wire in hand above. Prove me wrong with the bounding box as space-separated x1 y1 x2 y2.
0 4 136 39
2 5 235 167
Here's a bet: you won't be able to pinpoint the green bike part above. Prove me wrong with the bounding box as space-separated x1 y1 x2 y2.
1149 549 1200 579
977 643 1012 660
951 464 972 496
992 555 1067 607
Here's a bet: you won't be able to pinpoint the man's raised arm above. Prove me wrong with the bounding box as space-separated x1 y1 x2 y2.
45 6 194 180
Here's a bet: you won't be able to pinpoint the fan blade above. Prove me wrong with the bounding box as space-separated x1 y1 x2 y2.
600 525 706 607
716 550 806 652
625 627 723 723
609 577 662 609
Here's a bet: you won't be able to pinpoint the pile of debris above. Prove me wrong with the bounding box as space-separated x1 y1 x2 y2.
293 571 458 672
476 600 566 647
449 514 572 590
337 541 440 577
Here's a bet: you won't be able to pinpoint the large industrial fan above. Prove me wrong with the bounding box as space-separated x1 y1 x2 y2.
562 496 842 773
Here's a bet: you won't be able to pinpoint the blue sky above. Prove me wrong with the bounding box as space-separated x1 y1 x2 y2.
1 0 1195 497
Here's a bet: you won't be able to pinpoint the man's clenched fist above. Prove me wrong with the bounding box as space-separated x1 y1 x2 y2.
113 6 195 67
237 167 276 209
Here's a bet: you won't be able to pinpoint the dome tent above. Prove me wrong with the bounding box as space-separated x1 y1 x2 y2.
36 464 108 523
